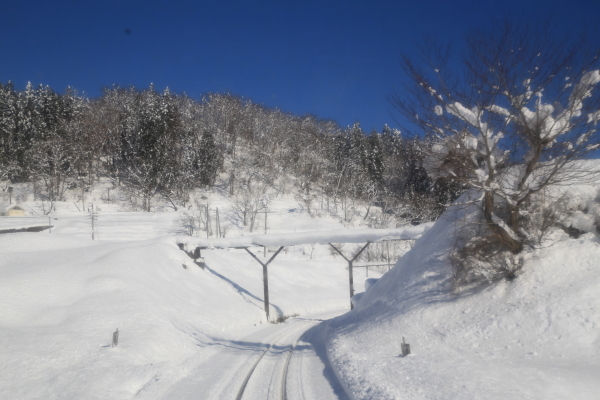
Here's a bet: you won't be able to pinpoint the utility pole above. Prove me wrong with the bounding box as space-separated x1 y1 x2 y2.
88 203 97 240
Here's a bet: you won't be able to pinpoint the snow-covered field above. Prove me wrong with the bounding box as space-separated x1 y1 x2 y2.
327 188 600 400
0 188 386 399
2 180 600 399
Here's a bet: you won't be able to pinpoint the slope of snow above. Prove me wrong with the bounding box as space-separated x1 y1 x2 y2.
326 191 600 399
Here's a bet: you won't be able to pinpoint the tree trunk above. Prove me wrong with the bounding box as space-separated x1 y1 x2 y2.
483 191 523 254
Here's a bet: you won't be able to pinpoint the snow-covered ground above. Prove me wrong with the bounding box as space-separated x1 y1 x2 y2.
2 179 600 399
326 188 600 400
0 187 388 399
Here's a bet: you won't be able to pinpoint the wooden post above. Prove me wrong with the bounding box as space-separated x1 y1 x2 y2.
243 246 284 321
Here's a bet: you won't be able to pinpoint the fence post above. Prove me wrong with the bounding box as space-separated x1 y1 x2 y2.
387 241 391 271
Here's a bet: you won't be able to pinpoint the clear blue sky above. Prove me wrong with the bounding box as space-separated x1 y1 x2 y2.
1 0 599 132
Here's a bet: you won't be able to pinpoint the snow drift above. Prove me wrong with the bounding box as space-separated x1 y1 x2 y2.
327 190 600 399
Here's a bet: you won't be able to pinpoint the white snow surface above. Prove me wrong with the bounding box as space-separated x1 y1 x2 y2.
176 223 433 249
3 179 600 399
326 190 600 399
0 190 384 399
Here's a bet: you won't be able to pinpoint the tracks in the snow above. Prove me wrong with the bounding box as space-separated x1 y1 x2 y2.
235 328 302 400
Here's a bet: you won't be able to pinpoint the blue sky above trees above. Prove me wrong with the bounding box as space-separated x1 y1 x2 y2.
1 0 599 132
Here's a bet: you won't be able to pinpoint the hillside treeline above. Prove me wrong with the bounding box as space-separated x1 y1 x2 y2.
0 81 460 222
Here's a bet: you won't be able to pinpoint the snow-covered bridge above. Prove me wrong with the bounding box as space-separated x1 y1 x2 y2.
176 222 433 319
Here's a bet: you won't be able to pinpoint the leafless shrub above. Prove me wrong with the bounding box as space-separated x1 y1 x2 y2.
451 233 524 289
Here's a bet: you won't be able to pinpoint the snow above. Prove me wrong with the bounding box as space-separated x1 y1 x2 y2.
176 223 433 250
3 177 600 399
0 216 51 230
326 188 600 399
0 189 386 399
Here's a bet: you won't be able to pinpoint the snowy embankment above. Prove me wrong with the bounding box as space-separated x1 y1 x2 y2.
326 191 600 399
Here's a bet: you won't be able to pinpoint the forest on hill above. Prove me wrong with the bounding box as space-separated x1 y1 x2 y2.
0 82 460 223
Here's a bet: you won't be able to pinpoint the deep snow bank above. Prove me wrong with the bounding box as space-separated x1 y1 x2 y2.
327 192 600 400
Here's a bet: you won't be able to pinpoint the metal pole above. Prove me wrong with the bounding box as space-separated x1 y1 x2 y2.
243 246 284 321
348 260 354 308
329 242 370 310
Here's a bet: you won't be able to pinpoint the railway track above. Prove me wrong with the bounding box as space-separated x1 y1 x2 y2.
234 325 303 400
159 311 348 400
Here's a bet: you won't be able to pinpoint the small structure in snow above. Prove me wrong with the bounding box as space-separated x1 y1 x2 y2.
112 328 119 347
0 204 26 217
401 337 411 357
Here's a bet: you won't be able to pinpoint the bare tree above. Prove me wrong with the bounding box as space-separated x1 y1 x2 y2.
393 19 600 253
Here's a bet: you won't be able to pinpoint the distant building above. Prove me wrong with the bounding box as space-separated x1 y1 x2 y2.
0 204 26 217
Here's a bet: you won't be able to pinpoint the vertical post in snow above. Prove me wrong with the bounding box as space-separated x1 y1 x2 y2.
112 328 119 347
48 216 51 233
321 186 324 209
387 241 391 272
243 246 284 321
206 204 209 239
329 242 370 310
348 259 354 308
264 211 267 257
90 203 96 240
216 207 220 238
262 260 269 320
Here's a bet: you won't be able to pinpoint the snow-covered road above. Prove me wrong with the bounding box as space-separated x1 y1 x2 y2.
161 310 349 400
